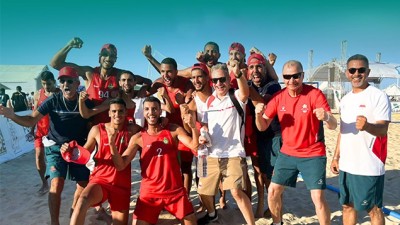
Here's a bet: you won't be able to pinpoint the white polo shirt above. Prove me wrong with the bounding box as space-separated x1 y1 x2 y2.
203 90 247 158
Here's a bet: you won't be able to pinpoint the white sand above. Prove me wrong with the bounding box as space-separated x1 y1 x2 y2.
0 114 399 225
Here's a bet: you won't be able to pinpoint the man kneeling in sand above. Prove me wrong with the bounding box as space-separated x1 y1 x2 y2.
61 98 141 225
111 96 200 225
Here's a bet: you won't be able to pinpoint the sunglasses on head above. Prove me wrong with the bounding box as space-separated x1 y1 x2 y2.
348 67 367 74
59 79 74 84
211 77 227 84
283 72 303 80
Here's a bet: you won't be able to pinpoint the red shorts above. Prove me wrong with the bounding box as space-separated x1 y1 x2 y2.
244 134 258 157
91 182 130 211
133 190 194 224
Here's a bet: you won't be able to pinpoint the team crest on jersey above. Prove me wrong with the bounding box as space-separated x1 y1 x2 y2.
163 137 169 144
301 104 309 113
280 106 286 112
108 83 115 90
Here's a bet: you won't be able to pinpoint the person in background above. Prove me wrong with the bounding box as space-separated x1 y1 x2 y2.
255 60 337 225
0 88 10 107
331 54 391 225
32 71 60 195
10 86 28 112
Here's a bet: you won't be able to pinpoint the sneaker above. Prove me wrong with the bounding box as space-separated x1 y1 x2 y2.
198 212 218 225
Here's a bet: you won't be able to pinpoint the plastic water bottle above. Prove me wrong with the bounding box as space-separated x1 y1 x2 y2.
197 145 208 178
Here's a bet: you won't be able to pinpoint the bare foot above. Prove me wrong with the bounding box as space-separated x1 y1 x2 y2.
96 207 112 224
219 197 227 210
37 184 49 196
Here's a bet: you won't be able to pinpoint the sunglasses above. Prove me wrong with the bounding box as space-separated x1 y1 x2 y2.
211 77 227 84
59 79 74 84
348 67 367 74
283 72 303 80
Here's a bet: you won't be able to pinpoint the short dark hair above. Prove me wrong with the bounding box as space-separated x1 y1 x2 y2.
347 54 369 67
161 57 178 70
109 98 126 108
118 70 136 81
143 96 161 107
204 41 220 53
16 86 22 91
40 71 55 81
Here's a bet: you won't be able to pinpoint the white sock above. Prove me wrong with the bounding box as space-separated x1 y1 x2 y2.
208 211 215 217
273 223 282 225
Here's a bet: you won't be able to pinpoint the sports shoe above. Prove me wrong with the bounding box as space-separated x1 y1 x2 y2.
197 212 218 225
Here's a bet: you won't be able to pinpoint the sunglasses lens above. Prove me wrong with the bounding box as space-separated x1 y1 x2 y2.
349 67 366 74
348 68 356 74
212 77 226 84
283 73 302 80
358 67 366 73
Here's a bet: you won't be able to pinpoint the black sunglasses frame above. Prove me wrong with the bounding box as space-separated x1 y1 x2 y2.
283 72 303 80
59 79 74 84
348 67 367 74
211 77 227 84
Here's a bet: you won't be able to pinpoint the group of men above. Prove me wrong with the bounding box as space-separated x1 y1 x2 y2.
0 37 392 225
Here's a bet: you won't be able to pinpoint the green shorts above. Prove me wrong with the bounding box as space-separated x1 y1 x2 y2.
45 145 90 181
258 135 282 179
272 153 326 190
339 171 384 211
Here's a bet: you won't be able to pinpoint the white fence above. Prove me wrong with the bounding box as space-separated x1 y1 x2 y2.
0 110 34 164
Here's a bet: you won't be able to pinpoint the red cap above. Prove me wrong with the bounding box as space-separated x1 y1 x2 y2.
229 42 245 55
58 66 79 79
191 63 209 76
61 141 91 164
247 53 266 65
100 43 117 55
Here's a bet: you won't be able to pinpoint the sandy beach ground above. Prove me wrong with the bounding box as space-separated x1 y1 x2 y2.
0 114 399 225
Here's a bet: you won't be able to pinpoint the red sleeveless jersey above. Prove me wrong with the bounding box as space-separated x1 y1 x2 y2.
36 88 60 137
90 123 131 189
139 127 185 198
86 67 120 125
163 77 192 152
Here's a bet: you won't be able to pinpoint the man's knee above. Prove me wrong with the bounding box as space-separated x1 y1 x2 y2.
268 183 284 199
50 178 65 193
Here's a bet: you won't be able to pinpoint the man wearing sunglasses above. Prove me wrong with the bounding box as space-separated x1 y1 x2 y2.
255 60 337 225
197 63 255 225
0 66 93 225
331 54 391 225
50 37 152 125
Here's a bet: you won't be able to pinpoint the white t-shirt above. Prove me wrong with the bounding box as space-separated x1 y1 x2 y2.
339 85 391 176
132 97 145 127
203 90 247 158
194 94 207 122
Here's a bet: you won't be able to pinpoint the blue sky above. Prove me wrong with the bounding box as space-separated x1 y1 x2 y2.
1 0 399 89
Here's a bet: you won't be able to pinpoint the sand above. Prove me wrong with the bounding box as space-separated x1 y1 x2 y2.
0 114 399 225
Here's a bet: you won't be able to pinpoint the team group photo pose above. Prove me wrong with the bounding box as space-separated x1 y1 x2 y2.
0 37 397 225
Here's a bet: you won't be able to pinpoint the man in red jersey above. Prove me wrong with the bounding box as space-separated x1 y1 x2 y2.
60 98 141 225
32 71 60 195
50 37 152 125
148 57 196 195
255 60 337 225
111 96 199 225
